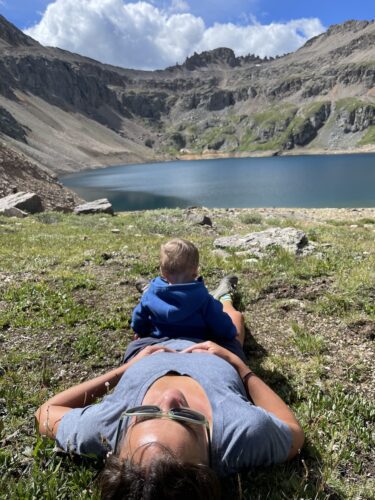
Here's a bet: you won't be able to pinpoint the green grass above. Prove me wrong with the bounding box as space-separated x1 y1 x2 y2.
290 321 326 355
1 209 374 498
239 213 263 225
358 125 375 146
335 98 374 113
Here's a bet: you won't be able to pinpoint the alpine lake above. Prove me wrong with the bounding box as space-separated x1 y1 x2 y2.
62 153 375 211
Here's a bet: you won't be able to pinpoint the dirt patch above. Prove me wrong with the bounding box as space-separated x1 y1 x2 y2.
348 319 375 341
256 278 332 302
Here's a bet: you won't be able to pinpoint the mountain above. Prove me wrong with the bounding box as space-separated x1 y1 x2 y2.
0 15 374 185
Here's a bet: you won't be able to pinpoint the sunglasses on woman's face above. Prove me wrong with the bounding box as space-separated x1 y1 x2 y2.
114 405 212 466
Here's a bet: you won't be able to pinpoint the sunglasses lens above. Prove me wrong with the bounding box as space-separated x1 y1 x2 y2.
125 406 206 425
171 408 205 422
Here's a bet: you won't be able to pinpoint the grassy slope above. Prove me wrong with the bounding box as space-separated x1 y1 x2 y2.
0 209 374 499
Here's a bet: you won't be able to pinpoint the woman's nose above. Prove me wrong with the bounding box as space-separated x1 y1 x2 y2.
159 389 188 411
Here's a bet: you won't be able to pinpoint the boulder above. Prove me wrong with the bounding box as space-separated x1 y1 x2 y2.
0 192 43 214
0 206 28 218
188 214 213 226
214 227 311 257
74 199 114 215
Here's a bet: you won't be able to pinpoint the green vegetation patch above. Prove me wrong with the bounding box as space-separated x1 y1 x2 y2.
358 125 375 146
335 97 374 113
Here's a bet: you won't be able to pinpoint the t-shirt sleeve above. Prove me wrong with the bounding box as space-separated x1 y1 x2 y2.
218 399 292 474
55 405 112 457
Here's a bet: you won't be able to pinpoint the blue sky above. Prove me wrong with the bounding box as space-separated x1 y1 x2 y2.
1 1 373 70
2 0 373 31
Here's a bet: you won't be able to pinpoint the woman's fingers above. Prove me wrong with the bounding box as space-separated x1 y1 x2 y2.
150 347 175 354
146 345 175 354
182 341 217 353
131 345 175 362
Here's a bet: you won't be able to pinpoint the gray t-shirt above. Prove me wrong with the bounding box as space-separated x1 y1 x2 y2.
56 339 292 475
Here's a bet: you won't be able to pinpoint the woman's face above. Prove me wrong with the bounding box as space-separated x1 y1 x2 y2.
119 388 209 466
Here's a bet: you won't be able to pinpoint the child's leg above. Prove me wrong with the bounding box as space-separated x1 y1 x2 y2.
222 301 245 346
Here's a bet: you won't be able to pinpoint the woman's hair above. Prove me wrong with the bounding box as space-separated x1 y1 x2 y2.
160 239 199 280
99 454 221 500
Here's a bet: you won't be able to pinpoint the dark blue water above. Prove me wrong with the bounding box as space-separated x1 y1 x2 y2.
61 154 375 211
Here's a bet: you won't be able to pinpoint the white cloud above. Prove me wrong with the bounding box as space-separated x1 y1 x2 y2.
199 18 325 58
25 0 325 70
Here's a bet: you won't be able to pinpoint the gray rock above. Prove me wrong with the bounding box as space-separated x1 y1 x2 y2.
207 90 235 111
0 206 28 218
188 214 212 226
0 192 43 214
0 106 27 142
74 199 114 215
214 227 311 257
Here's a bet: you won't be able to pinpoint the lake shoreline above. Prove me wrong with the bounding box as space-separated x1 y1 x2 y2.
177 145 375 162
59 145 375 178
167 206 375 223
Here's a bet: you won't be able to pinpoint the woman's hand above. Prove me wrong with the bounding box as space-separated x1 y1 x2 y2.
182 341 249 377
126 345 176 369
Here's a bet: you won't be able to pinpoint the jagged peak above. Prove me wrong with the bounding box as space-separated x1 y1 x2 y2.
167 47 268 72
183 48 239 70
0 15 40 48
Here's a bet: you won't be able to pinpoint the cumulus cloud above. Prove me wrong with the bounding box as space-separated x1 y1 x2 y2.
25 0 325 70
198 18 325 58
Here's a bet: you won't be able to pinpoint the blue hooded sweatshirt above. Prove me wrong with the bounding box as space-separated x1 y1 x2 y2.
131 276 237 340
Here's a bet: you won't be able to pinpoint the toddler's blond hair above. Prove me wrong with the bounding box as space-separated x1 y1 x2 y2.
160 239 199 283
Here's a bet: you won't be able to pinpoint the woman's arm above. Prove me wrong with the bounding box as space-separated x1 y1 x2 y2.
241 372 305 459
35 345 174 439
183 341 304 459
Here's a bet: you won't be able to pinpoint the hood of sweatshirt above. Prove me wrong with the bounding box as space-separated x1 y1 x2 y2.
144 276 209 323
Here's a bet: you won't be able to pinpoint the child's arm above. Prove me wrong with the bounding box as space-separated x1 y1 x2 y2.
131 301 153 337
203 296 237 339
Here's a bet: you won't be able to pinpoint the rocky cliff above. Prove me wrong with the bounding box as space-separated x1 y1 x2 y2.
0 15 374 177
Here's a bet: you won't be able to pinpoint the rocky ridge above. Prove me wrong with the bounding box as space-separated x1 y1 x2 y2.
0 16 374 177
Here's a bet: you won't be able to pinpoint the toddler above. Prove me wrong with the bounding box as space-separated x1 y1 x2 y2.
131 238 240 341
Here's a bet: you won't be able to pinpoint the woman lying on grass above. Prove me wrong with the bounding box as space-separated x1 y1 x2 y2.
35 295 304 500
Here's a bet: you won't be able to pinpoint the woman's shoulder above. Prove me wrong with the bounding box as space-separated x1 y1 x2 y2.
214 398 292 474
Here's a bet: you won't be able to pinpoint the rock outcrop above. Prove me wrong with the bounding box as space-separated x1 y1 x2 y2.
336 103 375 133
0 192 43 214
214 227 313 257
74 199 114 215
